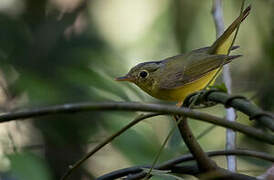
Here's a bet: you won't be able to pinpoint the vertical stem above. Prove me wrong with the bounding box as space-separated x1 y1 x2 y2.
212 0 237 172
212 0 225 36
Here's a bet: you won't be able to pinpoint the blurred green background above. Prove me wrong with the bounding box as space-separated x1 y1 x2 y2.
0 0 273 179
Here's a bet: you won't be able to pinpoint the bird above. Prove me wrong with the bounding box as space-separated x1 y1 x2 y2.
116 6 251 105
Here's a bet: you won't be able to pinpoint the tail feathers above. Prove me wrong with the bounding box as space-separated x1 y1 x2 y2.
209 5 251 55
220 54 242 66
230 45 240 51
193 45 240 53
226 54 242 62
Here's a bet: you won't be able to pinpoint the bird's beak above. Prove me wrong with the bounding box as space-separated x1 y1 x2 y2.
115 75 133 82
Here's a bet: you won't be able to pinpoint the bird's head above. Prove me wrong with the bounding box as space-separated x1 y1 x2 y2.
116 61 163 91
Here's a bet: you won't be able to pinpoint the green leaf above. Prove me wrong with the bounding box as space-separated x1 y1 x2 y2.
209 83 228 93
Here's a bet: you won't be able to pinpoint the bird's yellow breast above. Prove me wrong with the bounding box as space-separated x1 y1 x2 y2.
148 70 218 102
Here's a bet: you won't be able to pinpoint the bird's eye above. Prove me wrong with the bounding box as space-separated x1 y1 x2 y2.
139 70 148 78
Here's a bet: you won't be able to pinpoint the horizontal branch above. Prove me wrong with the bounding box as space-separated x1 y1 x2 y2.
0 102 274 144
97 149 274 180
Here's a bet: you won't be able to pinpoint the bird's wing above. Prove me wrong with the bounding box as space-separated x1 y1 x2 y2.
159 53 241 89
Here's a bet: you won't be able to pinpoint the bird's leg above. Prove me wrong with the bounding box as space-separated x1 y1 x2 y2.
174 101 183 120
176 101 183 107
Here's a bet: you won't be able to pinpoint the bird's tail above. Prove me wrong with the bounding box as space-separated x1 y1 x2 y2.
209 5 251 55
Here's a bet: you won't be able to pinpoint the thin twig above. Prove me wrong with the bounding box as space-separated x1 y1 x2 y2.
146 118 216 178
61 113 163 180
143 118 181 180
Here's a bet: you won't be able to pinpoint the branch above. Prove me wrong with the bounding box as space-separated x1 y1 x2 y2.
212 0 225 37
175 115 217 172
0 102 273 144
205 91 274 131
159 149 274 169
97 149 274 180
127 165 256 180
173 101 217 177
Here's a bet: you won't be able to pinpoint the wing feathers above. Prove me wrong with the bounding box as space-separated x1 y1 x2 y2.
159 54 241 89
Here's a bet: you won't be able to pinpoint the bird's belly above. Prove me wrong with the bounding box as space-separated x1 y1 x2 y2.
151 70 218 102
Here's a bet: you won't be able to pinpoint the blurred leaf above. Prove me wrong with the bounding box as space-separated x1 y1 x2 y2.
102 113 165 164
8 152 52 180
